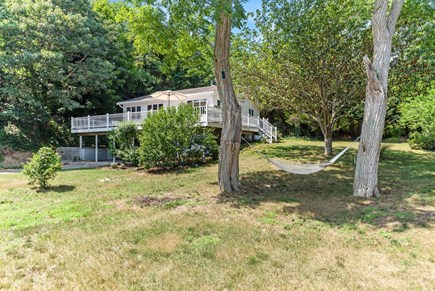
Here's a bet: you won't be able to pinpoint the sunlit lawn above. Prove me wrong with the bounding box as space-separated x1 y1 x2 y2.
1 138 434 289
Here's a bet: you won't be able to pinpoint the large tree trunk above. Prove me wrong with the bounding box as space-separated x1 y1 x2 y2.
353 0 404 198
214 2 242 192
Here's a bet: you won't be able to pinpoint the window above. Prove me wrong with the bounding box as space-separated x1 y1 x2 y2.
132 107 136 112
136 106 141 112
188 99 207 108
217 100 221 107
187 99 207 114
248 109 255 116
147 103 163 111
126 107 131 112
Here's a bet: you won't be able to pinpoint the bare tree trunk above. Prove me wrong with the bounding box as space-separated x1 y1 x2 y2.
353 0 404 198
324 129 333 157
214 2 242 192
317 116 333 157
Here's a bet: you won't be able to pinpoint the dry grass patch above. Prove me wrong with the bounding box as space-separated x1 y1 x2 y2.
146 233 182 254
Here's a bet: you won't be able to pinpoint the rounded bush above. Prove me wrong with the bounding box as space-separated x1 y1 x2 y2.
23 147 62 188
139 104 218 169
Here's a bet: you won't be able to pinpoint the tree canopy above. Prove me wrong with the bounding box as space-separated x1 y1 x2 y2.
0 0 126 148
232 0 372 155
0 0 432 155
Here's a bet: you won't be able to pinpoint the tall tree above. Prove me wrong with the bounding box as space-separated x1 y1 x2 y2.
160 0 246 192
214 0 242 192
232 0 371 156
0 0 129 148
353 0 404 198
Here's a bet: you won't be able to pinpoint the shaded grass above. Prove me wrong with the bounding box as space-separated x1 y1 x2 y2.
0 138 434 289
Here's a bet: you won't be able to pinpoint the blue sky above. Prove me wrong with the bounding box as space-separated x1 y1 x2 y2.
243 0 262 29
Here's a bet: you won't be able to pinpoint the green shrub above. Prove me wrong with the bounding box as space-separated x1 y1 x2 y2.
108 121 140 165
400 89 435 151
139 104 218 169
23 147 62 188
384 124 404 139
408 132 435 151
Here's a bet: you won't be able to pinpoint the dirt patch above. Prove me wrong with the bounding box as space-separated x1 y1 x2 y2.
1 148 32 168
135 194 185 208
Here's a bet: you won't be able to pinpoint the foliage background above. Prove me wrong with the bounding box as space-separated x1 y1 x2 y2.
0 0 433 152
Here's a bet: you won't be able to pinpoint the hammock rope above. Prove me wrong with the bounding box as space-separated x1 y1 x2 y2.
242 136 360 175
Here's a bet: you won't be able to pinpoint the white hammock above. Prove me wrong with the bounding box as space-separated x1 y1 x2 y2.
267 143 353 174
244 137 359 175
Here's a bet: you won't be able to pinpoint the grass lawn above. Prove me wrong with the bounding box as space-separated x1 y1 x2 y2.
1 138 434 290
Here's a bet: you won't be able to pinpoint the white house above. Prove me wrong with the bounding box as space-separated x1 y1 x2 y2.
117 85 258 118
71 85 277 161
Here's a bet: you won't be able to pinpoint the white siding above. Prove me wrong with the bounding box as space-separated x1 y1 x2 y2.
118 87 260 118
240 98 259 117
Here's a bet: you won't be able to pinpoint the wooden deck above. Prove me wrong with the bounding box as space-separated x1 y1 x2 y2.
71 106 278 142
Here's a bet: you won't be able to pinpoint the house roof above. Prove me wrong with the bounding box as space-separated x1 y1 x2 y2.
176 85 216 94
117 85 217 105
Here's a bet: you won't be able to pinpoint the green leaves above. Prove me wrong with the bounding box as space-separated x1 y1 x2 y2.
93 0 214 92
2 0 117 107
0 0 128 148
387 0 434 134
108 121 140 165
400 89 435 150
23 147 62 189
139 104 218 169
232 0 371 137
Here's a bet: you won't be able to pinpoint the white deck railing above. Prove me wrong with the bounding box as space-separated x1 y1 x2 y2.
71 105 277 142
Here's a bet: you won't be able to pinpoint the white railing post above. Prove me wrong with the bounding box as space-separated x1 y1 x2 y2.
127 111 130 121
106 113 109 129
71 117 74 131
112 140 116 163
205 105 208 126
95 135 98 162
247 116 250 128
87 115 90 129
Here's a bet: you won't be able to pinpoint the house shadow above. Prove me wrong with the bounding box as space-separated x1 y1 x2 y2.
217 144 434 231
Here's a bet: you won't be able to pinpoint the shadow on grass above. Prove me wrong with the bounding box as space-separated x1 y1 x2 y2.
37 185 76 193
135 160 218 176
218 144 435 230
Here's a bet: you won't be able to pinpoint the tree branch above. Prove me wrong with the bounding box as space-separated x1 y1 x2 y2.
387 0 404 33
66 53 89 79
363 55 383 95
